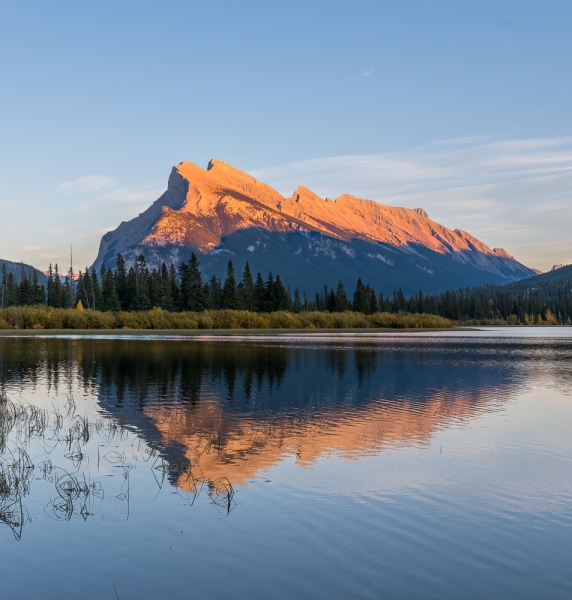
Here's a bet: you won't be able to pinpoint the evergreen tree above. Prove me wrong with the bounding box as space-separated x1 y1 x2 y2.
90 269 104 310
30 271 45 305
64 263 75 309
334 281 349 312
114 254 129 309
222 260 241 309
18 267 32 307
353 278 368 313
132 255 150 310
273 275 291 311
208 276 222 309
102 268 121 311
169 263 180 310
0 263 7 308
253 272 266 312
240 262 255 311
264 272 276 312
293 288 302 313
46 264 54 307
160 263 173 310
188 253 207 311
48 263 64 308
147 268 162 308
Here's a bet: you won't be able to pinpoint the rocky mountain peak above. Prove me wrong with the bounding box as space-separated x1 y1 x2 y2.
91 159 536 294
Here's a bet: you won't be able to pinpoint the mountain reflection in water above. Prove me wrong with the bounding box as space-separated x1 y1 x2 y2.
4 334 568 491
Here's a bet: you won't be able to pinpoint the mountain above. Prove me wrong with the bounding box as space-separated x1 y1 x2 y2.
92 159 535 296
0 259 47 286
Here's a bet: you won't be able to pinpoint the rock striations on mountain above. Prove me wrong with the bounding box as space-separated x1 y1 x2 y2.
92 159 535 295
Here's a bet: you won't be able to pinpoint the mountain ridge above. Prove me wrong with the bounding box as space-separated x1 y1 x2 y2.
92 159 535 296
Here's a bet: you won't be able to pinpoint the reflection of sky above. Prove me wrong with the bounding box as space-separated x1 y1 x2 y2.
1 331 572 598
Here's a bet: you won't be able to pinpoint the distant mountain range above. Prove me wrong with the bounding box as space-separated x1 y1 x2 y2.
91 159 536 296
0 259 47 286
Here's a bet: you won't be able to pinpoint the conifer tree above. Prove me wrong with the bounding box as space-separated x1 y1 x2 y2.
102 268 121 311
46 264 54 307
254 272 266 312
90 269 104 310
65 263 75 309
222 260 241 309
240 262 255 311
18 267 32 306
0 263 7 308
147 268 162 308
293 288 302 313
188 253 207 311
50 263 64 308
208 276 222 309
353 278 367 313
76 269 90 309
169 264 180 309
114 254 129 309
30 271 45 305
273 275 291 311
160 263 173 310
264 272 276 312
334 281 349 312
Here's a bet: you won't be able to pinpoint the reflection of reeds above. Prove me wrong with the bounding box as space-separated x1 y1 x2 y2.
0 391 236 540
199 431 222 455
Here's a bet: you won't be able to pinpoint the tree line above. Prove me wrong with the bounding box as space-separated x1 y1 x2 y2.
1 255 571 323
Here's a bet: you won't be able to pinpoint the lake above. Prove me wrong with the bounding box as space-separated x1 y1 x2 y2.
0 329 571 599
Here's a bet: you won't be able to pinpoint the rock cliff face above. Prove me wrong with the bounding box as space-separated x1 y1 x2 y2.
92 159 535 295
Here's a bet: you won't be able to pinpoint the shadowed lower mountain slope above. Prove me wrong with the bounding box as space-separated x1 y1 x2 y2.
92 159 535 296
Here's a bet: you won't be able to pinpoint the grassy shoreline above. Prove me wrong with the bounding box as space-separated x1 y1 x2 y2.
0 327 471 337
0 306 452 331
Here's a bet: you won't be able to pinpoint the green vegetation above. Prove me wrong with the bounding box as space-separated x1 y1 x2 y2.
0 307 452 330
2 253 570 326
419 265 572 325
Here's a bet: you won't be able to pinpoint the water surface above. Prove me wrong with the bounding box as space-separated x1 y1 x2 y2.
0 329 571 599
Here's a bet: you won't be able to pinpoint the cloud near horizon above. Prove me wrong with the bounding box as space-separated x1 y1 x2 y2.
58 175 117 194
250 137 572 271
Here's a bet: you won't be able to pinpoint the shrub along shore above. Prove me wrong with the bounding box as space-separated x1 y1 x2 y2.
0 306 452 330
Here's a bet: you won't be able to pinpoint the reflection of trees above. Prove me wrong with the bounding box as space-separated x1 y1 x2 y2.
2 335 572 496
0 339 293 408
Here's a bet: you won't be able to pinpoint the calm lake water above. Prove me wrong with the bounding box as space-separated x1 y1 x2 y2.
0 329 571 599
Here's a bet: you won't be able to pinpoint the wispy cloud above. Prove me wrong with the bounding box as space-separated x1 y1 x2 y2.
250 137 572 270
359 69 373 78
58 175 117 194
78 183 165 210
17 245 45 252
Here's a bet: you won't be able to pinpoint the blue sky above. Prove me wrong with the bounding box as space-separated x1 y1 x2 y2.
0 1 571 271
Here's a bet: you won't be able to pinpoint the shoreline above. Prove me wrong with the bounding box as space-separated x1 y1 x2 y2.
3 325 571 337
0 327 473 337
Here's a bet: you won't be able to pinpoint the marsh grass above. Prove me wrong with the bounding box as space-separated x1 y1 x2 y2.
0 307 452 330
0 391 236 540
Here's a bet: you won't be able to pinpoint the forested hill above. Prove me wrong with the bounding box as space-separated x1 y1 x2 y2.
409 264 572 323
0 260 47 285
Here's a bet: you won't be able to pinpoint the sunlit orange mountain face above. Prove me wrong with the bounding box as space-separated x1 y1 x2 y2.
92 160 535 296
